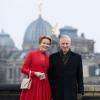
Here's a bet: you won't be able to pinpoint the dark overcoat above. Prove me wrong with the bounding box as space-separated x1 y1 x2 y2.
48 51 84 100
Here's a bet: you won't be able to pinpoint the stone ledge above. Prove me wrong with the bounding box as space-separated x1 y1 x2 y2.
0 84 100 96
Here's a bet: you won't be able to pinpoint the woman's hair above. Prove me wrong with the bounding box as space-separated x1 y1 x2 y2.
39 35 52 45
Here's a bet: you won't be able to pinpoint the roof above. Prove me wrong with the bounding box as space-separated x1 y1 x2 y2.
23 16 52 45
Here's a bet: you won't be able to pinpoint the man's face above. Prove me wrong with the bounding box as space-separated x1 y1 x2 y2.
59 37 71 53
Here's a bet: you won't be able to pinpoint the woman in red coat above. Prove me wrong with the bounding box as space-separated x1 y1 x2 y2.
20 35 52 100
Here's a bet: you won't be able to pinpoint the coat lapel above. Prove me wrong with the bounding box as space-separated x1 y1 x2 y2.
57 52 72 67
57 52 65 67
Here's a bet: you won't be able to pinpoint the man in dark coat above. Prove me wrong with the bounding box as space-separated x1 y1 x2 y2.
48 35 84 100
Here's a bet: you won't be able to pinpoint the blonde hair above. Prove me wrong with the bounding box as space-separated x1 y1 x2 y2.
39 35 52 45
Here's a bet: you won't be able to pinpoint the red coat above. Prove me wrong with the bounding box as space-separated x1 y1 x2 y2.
20 50 51 100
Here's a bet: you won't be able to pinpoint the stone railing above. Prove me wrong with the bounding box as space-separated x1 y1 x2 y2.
0 84 100 100
84 85 100 96
0 84 20 100
83 85 100 100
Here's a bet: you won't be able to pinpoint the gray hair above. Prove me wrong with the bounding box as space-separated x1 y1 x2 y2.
59 34 71 42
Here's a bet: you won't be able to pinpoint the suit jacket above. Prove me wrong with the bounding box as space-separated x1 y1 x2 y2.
48 51 84 100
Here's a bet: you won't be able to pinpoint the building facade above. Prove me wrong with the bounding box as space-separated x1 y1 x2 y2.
0 17 100 85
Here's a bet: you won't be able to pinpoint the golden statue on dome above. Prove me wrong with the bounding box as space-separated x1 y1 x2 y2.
52 23 59 37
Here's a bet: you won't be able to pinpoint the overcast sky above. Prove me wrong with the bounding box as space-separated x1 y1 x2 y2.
0 0 100 52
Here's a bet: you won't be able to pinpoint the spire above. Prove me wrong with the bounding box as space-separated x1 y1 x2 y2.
1 29 4 33
38 0 43 16
0 29 5 35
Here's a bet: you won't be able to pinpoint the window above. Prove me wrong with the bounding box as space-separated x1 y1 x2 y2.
89 65 100 76
95 67 100 76
9 68 13 79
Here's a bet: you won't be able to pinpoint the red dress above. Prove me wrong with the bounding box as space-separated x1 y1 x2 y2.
20 50 51 100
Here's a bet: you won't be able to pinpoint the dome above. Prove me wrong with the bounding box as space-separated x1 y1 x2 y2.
23 16 52 50
0 29 15 48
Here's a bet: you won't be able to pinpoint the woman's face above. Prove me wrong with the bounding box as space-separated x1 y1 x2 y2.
39 38 51 52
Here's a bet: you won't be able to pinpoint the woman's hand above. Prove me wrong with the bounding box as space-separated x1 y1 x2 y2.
34 72 46 80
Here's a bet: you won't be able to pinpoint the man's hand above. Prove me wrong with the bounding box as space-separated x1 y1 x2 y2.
77 93 83 100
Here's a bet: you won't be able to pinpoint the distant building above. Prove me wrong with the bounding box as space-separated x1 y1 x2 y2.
0 16 53 84
22 16 52 51
0 17 100 85
59 26 94 58
59 26 100 84
0 29 19 84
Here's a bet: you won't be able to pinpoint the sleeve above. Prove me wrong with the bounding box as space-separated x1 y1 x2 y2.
76 55 84 95
21 51 35 77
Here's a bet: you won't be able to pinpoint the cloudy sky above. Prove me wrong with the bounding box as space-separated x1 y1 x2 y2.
0 0 100 52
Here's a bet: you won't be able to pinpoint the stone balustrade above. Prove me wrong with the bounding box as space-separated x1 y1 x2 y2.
0 84 100 100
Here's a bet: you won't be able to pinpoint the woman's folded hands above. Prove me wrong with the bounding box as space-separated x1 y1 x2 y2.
34 72 46 80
